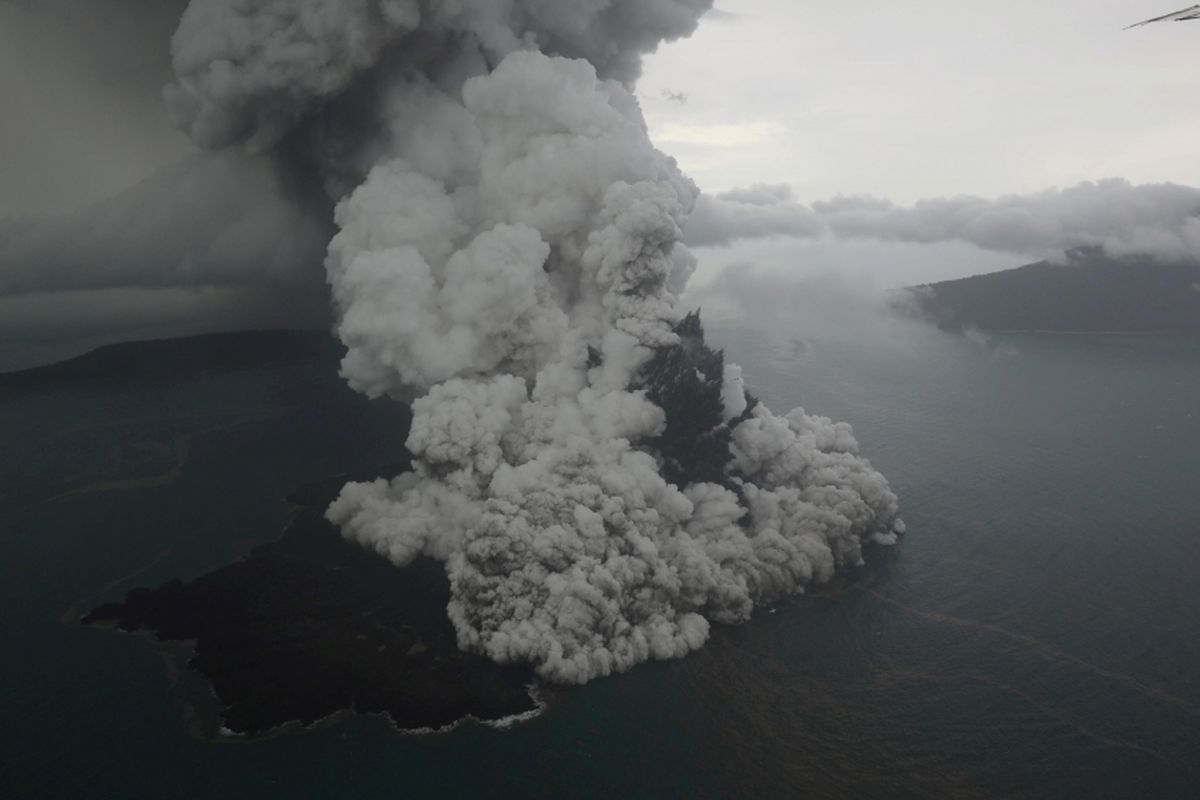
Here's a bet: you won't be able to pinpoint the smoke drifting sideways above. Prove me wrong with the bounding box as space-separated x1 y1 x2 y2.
163 0 903 685
687 179 1200 264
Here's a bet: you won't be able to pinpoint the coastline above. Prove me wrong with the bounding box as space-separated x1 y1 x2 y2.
82 470 542 740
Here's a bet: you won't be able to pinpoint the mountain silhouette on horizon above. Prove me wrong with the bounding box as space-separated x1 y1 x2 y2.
905 249 1200 333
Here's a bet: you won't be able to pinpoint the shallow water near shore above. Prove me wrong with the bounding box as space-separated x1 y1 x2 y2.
2 319 1198 798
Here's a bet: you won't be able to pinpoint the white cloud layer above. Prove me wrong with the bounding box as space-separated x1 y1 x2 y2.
685 179 1200 263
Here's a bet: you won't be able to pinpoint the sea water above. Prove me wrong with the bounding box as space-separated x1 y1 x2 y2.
1 317 1198 799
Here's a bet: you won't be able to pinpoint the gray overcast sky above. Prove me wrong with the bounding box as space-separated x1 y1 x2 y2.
0 0 1197 367
635 0 1200 287
640 0 1200 202
3 1 1196 217
0 0 191 217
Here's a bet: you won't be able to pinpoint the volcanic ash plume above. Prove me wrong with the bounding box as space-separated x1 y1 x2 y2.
168 0 903 684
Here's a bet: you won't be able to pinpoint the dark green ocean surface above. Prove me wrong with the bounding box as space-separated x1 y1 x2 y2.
1 322 1198 799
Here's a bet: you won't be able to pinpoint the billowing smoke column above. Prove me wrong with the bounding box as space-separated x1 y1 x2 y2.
167 0 903 684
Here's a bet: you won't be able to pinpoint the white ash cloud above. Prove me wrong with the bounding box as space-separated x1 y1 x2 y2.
168 0 902 684
165 0 422 150
330 353 902 683
685 178 1200 264
164 0 715 153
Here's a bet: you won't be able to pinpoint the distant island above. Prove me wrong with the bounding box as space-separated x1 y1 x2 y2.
904 250 1200 334
0 329 340 386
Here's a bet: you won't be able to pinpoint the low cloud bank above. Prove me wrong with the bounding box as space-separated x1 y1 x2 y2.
686 185 823 247
686 179 1200 264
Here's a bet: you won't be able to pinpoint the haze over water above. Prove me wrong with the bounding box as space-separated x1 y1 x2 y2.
1 315 1198 798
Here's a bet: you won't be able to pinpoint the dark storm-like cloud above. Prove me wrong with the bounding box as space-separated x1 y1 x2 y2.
0 0 191 214
0 153 332 296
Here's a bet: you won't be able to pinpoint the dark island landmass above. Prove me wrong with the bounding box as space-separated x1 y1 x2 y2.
906 249 1200 334
83 464 541 737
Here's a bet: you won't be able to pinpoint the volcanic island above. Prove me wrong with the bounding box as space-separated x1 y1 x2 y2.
81 314 749 737
77 312 899 738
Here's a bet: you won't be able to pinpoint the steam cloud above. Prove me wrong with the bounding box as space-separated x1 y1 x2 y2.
164 0 902 684
687 179 1200 264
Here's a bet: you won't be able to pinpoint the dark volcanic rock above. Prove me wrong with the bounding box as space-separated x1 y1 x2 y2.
84 475 538 737
635 311 756 490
